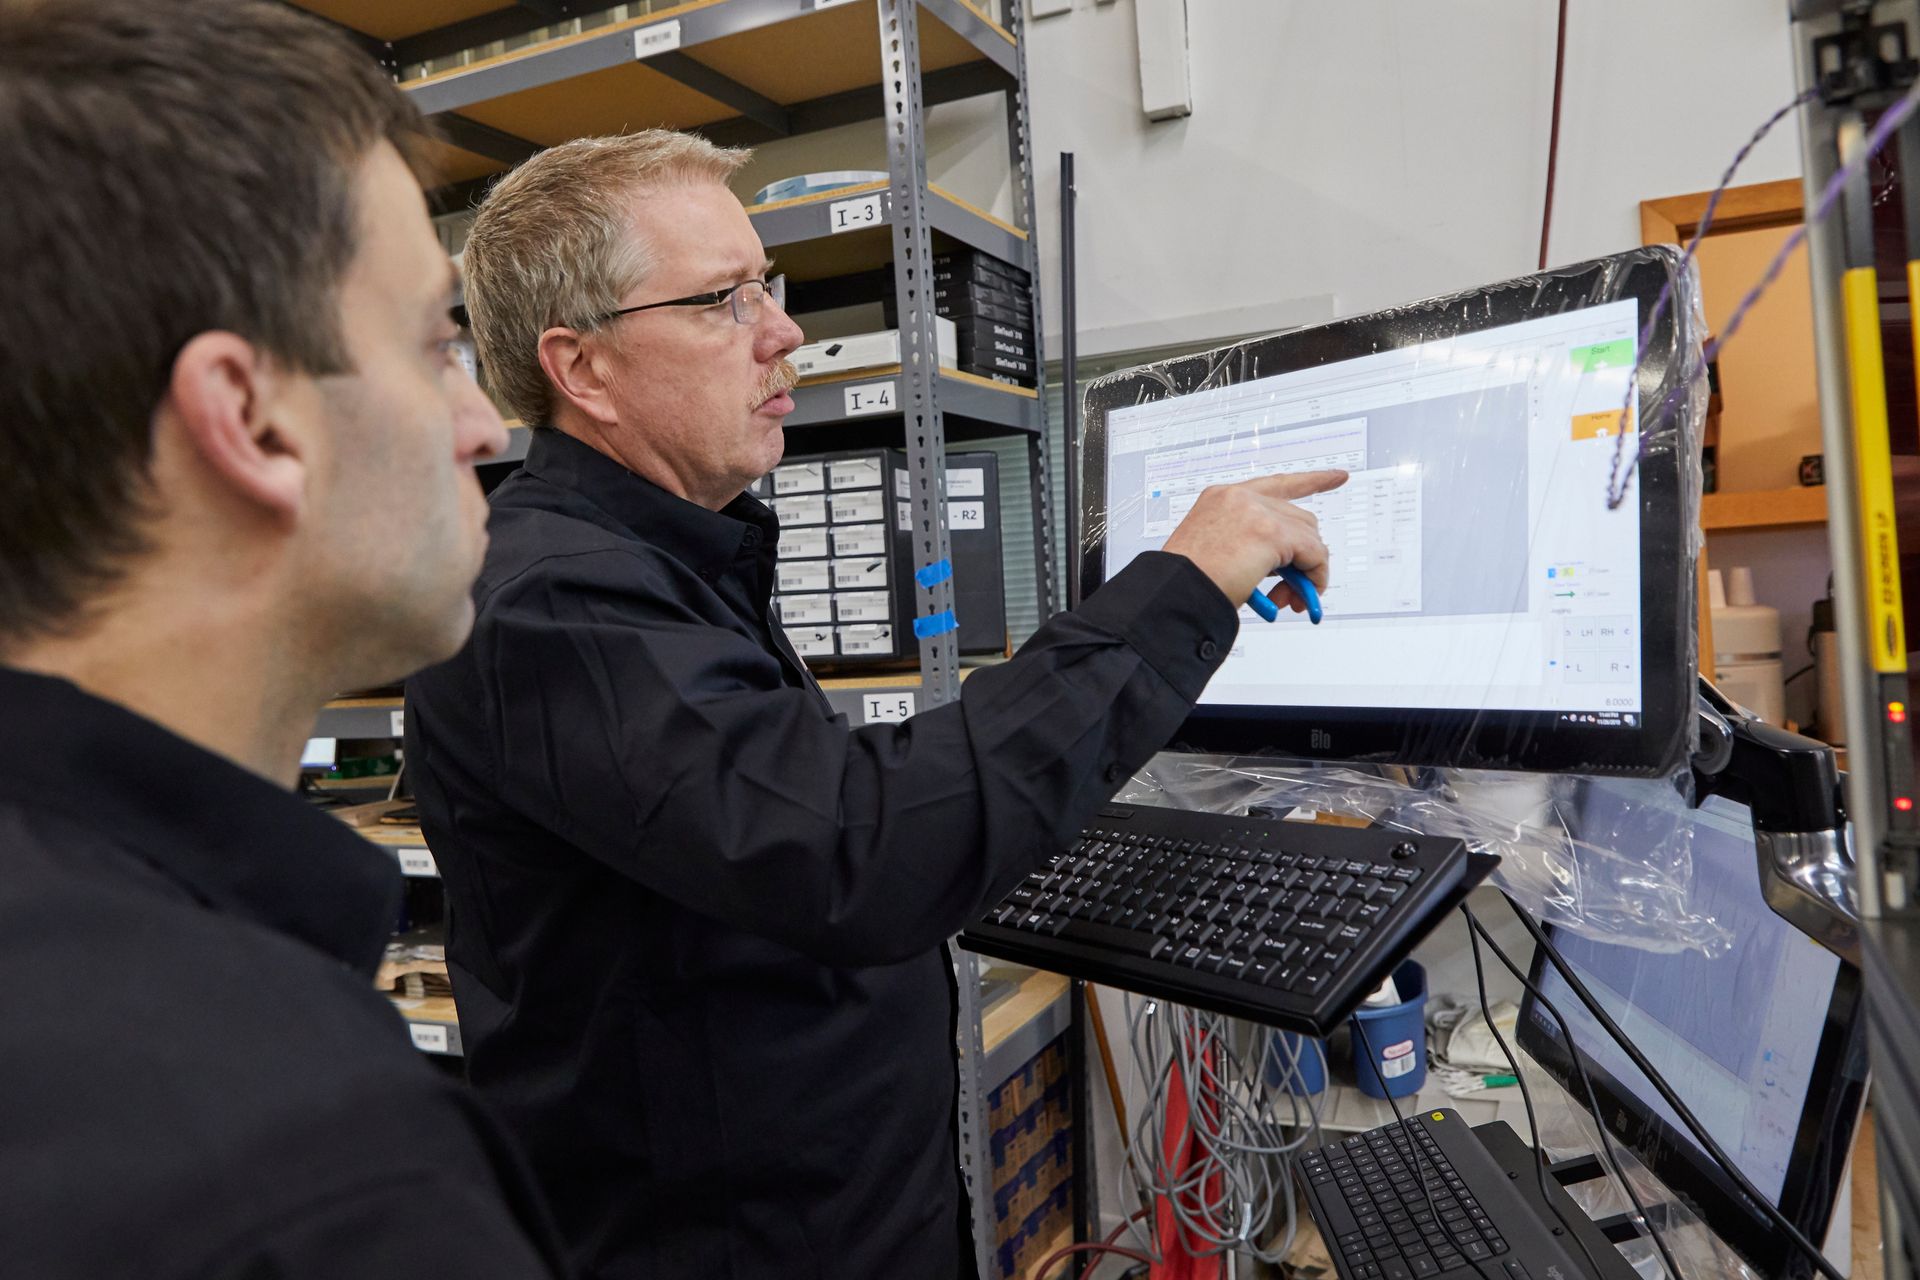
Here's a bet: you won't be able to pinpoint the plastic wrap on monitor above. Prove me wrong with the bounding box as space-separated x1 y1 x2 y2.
1114 754 1734 955
1077 246 1707 779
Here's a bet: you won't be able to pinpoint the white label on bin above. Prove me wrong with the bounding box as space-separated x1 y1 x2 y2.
788 627 835 657
776 595 834 626
949 500 987 529
843 381 894 416
838 624 894 656
835 591 893 623
896 500 913 532
390 709 406 737
1380 1040 1417 1077
773 461 825 494
832 524 888 557
828 456 884 490
633 19 681 57
409 1022 450 1054
862 691 916 723
779 527 829 559
770 494 827 526
777 561 832 593
828 192 887 235
946 467 986 498
396 847 438 878
830 490 885 524
832 558 889 589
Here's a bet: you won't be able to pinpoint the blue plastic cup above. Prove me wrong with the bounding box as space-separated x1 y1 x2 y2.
1264 1030 1327 1095
1349 959 1428 1099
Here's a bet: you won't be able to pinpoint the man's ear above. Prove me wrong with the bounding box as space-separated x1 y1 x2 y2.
165 331 307 525
537 326 620 427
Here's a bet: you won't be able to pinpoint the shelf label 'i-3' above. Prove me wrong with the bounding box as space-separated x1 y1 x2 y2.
829 192 886 234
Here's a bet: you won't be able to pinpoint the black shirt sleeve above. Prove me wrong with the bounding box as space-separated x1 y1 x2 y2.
207 1175 562 1280
473 549 1237 966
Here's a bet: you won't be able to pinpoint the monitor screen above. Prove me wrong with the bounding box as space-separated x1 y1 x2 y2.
1079 249 1694 774
1516 783 1867 1271
300 736 337 771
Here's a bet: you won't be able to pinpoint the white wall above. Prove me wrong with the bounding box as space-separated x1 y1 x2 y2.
1023 0 1805 356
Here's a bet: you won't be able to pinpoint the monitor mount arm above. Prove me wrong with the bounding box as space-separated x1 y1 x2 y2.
1691 676 1861 964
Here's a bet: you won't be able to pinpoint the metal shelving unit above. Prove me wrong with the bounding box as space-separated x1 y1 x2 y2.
290 3 1057 1269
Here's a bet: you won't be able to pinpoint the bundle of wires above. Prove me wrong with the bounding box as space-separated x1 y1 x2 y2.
1107 995 1328 1272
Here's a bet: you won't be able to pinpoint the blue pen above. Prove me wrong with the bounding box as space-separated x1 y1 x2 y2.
1247 566 1322 625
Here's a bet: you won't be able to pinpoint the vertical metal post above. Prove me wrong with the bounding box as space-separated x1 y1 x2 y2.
880 8 985 1272
1060 152 1081 607
1005 0 1058 617
1790 5 1920 1272
881 0 961 709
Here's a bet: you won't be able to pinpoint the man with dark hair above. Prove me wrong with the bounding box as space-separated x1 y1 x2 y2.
0 1 562 1273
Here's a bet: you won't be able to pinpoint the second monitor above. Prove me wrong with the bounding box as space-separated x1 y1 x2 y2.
1080 248 1698 775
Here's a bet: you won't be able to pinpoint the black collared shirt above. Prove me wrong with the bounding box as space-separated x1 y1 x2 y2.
0 667 565 1278
405 429 1237 1280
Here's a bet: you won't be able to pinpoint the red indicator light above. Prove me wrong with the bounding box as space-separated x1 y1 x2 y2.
1891 702 1908 724
1897 797 1914 813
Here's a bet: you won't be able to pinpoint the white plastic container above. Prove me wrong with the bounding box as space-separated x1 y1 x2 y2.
1710 567 1786 725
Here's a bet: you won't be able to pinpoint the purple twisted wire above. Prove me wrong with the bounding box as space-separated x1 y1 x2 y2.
1603 88 1818 508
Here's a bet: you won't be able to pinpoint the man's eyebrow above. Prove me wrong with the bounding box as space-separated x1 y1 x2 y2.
700 258 777 291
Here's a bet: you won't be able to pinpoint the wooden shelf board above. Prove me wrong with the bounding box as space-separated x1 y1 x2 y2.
325 695 404 710
403 0 999 178
1700 485 1827 530
982 969 1068 1058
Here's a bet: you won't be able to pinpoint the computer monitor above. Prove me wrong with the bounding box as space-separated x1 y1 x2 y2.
1515 781 1869 1276
1079 249 1694 774
300 736 337 771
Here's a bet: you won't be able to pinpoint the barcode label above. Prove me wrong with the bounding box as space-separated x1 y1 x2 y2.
409 1022 450 1054
396 847 437 878
633 19 681 57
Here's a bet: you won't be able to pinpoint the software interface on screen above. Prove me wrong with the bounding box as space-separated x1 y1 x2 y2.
1529 792 1843 1204
1101 300 1645 722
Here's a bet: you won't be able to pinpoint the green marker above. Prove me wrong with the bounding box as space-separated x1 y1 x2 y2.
1481 1073 1518 1088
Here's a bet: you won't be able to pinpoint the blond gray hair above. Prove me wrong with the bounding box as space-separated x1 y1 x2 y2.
463 130 751 426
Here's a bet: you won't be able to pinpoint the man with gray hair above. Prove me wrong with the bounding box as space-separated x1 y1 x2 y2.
407 127 1343 1278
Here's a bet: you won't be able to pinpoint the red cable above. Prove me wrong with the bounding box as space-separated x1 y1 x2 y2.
1539 0 1569 269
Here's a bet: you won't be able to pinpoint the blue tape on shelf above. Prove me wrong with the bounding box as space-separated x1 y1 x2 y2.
914 558 953 589
913 610 959 639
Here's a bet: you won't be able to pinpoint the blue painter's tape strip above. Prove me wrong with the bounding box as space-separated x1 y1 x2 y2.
914 558 953 589
913 610 959 639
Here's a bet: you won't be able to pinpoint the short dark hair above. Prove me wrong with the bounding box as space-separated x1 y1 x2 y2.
0 0 430 647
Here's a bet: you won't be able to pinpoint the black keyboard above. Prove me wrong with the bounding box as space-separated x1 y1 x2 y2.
960 803 1495 1036
1299 1111 1594 1280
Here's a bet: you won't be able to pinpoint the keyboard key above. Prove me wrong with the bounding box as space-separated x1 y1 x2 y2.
1290 916 1335 942
1486 1236 1508 1255
1335 923 1369 948
1462 1241 1492 1261
1054 919 1158 956
1390 866 1422 883
1408 1255 1440 1277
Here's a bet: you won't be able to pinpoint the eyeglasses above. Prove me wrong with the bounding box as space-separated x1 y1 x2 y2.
597 274 787 327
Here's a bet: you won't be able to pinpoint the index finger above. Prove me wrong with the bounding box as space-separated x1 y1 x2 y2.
1243 469 1349 501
